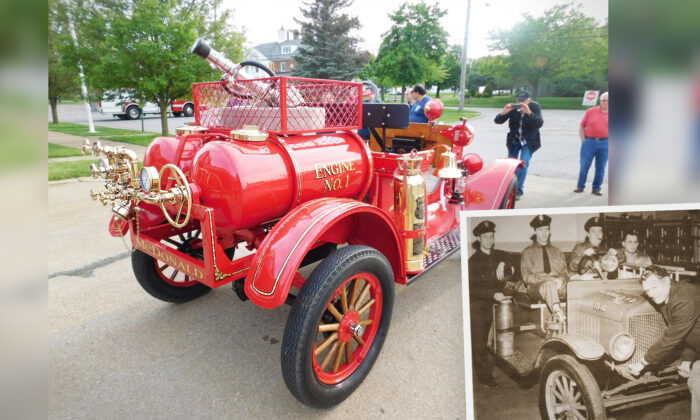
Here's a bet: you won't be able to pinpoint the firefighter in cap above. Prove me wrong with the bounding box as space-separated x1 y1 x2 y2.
569 216 605 272
468 220 516 389
629 266 700 418
521 215 569 321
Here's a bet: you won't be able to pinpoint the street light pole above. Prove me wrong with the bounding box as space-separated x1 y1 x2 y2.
458 0 472 111
66 5 96 133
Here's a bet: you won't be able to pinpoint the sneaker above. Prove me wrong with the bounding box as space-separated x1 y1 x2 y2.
592 190 602 196
573 188 584 193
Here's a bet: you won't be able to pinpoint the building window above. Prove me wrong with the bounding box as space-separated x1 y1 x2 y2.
280 62 287 72
281 46 291 54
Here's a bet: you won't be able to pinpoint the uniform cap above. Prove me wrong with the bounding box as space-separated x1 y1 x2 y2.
473 220 496 236
530 214 551 229
584 216 603 232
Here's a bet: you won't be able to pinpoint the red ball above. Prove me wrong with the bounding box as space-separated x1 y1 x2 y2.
424 99 444 121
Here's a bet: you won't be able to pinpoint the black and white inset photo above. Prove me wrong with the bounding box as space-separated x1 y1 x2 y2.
460 204 700 420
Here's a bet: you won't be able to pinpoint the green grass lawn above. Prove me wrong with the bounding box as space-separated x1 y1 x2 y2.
438 109 481 122
386 95 589 110
438 95 588 110
49 159 99 181
99 134 159 146
49 143 84 158
49 122 159 137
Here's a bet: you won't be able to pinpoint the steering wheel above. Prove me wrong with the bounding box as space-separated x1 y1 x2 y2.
223 60 276 99
159 164 192 229
362 80 380 102
577 256 598 276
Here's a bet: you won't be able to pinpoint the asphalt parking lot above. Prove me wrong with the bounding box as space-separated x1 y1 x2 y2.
48 179 466 419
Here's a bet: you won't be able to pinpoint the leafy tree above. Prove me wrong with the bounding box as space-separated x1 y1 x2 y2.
67 0 243 136
373 1 448 102
471 55 511 91
483 84 493 98
48 0 79 124
437 45 461 98
489 3 608 97
293 0 365 80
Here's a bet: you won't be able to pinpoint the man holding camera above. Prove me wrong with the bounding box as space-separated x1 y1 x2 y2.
494 91 544 200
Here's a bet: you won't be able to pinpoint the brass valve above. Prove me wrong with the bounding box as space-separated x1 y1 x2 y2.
84 139 142 212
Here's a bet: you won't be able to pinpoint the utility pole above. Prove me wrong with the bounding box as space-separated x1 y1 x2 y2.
66 4 96 133
458 0 471 111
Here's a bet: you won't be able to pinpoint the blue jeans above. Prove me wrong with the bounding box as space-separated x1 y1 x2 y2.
577 138 608 191
507 142 531 195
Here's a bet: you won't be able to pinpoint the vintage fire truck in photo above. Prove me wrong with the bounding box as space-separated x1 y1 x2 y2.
490 260 692 419
81 38 521 407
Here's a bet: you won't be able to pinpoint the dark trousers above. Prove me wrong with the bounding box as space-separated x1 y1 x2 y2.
470 300 495 381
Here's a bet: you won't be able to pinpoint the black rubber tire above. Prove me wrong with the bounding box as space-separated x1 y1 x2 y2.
499 175 518 209
539 354 606 420
126 105 141 120
131 240 235 304
281 245 395 408
132 250 210 303
182 104 194 117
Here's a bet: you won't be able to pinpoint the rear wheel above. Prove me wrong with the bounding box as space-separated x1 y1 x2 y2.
499 175 518 209
539 354 606 420
182 104 194 117
132 229 234 303
126 105 141 120
281 245 394 407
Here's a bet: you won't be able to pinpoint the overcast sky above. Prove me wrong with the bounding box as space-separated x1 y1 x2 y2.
222 0 608 58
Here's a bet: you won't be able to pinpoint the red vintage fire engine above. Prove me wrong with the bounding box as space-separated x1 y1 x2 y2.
82 39 521 407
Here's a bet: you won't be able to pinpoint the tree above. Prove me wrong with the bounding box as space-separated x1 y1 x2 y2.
437 45 461 98
70 0 243 136
471 55 510 91
48 0 79 124
373 2 448 102
489 3 608 98
293 0 365 80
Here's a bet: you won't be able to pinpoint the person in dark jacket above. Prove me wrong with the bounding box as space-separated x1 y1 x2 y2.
468 220 516 389
494 90 544 199
628 266 700 418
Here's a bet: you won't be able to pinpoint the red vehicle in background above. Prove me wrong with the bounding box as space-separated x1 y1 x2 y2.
82 38 521 407
98 89 194 120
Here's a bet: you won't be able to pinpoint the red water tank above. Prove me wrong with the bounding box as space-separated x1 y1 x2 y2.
190 133 373 235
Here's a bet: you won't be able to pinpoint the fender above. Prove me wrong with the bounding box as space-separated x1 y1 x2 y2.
464 157 523 209
539 333 605 362
244 197 404 309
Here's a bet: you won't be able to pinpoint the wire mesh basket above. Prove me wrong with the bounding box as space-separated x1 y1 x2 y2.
192 76 362 135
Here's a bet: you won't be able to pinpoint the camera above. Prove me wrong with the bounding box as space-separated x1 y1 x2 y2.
511 103 521 110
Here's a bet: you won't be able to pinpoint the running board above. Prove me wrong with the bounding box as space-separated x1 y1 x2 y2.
406 229 460 285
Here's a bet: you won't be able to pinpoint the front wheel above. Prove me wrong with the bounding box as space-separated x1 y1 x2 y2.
281 245 395 408
539 354 606 420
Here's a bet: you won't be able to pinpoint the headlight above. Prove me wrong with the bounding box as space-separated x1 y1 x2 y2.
140 166 160 192
609 332 635 361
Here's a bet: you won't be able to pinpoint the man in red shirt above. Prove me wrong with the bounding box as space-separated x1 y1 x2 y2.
574 92 609 196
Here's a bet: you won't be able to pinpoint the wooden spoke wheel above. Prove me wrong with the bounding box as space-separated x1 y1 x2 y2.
539 355 605 420
131 228 234 303
281 245 394 408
